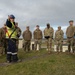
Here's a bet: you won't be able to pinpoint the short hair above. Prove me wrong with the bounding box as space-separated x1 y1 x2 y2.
47 23 50 27
36 25 39 27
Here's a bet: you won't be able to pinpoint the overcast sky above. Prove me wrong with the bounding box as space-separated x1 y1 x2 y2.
0 0 75 36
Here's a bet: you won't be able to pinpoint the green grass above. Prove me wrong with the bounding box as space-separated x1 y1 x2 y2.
0 49 75 75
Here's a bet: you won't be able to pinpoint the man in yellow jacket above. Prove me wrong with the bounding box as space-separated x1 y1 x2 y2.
6 15 19 63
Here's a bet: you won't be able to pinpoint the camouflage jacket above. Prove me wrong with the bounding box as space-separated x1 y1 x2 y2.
23 30 32 41
0 28 5 46
16 27 22 38
66 25 74 38
0 28 5 40
33 29 43 39
55 30 64 41
44 27 54 38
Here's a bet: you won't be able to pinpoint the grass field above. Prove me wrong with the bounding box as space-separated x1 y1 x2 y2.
0 49 75 75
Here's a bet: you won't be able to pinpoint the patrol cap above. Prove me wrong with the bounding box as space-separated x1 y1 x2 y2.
36 25 39 27
9 15 15 19
26 26 29 28
69 20 74 23
58 26 61 28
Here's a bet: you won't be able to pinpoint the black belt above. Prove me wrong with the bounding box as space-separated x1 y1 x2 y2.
45 36 50 39
67 37 73 39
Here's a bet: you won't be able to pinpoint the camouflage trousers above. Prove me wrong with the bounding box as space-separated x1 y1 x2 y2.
67 37 74 53
46 38 52 52
73 38 75 53
34 39 42 50
0 40 4 56
23 40 31 52
56 40 63 52
0 47 4 56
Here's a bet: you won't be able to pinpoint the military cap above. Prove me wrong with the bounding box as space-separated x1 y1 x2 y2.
36 25 39 27
9 15 15 19
26 26 29 28
58 26 61 28
69 20 74 23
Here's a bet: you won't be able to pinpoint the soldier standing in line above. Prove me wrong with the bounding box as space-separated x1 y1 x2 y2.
2 24 7 54
33 25 43 51
0 28 5 56
55 26 64 53
73 24 75 54
15 22 22 51
66 20 74 53
44 23 54 54
22 26 32 52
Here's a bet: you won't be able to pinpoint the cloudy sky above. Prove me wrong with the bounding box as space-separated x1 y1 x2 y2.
0 0 75 37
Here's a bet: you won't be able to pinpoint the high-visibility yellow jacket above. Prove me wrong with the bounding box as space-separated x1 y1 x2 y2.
6 21 17 39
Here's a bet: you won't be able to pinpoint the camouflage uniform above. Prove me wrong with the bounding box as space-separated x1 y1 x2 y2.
44 27 54 53
33 29 43 50
0 28 5 56
2 25 7 54
73 26 75 53
55 29 64 52
16 27 22 51
22 29 32 52
66 25 74 53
